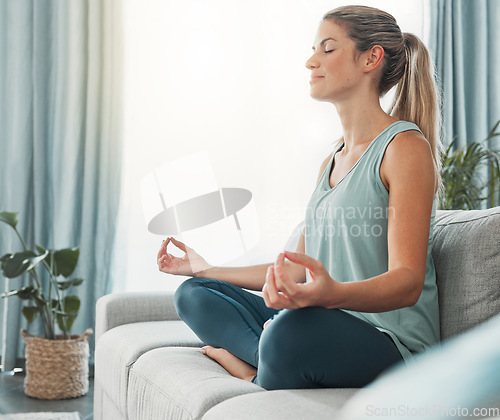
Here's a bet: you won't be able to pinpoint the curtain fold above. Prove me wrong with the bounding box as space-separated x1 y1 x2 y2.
428 0 500 148
0 0 123 370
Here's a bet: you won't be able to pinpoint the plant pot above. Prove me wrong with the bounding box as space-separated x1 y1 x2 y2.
21 328 92 400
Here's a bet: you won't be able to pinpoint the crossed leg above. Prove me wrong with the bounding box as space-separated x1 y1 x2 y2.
174 277 278 367
175 277 404 390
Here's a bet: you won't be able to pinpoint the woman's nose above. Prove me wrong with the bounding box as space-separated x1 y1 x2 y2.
305 54 318 70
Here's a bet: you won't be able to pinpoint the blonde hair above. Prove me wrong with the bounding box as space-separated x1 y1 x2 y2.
323 6 443 181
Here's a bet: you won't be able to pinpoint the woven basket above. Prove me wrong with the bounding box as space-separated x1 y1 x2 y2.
22 328 92 400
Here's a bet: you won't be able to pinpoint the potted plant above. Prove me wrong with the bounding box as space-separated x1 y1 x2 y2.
0 211 91 400
440 120 500 210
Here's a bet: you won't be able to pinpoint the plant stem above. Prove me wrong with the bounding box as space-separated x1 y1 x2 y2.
13 228 29 252
42 257 67 338
28 270 55 339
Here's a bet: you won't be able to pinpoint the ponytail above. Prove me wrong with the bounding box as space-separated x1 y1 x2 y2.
389 33 443 179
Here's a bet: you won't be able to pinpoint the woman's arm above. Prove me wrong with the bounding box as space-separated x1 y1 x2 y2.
158 225 306 292
160 232 306 292
332 130 437 311
264 131 437 312
157 237 270 291
197 226 308 290
195 264 271 291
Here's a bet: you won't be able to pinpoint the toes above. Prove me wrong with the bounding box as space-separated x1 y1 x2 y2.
201 345 212 355
202 345 220 358
201 346 228 363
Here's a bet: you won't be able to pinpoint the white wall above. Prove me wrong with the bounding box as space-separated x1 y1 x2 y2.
116 0 426 292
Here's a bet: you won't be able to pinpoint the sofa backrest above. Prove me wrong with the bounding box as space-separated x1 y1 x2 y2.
432 207 500 340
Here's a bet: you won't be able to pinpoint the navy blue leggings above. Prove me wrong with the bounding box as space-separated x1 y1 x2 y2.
174 277 403 390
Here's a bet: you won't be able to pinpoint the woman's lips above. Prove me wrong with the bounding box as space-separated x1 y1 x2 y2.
310 75 324 83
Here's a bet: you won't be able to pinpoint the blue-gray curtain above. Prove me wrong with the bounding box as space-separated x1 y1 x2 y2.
429 0 500 149
0 0 123 370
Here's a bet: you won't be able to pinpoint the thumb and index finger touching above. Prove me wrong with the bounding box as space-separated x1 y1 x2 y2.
282 250 320 272
169 236 189 252
158 236 191 258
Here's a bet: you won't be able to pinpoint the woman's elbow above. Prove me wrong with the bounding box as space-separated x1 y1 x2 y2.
405 272 425 307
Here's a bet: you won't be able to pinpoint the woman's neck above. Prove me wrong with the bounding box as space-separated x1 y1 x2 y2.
334 96 396 153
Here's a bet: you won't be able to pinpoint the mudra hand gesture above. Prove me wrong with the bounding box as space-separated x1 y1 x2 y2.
157 237 212 276
263 251 339 310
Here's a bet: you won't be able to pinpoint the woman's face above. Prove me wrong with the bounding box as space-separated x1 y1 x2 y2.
305 19 364 103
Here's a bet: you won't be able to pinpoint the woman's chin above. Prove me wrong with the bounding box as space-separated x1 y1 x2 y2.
310 92 333 103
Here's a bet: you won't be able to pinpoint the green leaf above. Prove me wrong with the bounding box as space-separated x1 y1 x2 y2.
485 120 500 141
51 248 80 277
65 315 77 331
64 295 81 313
22 306 39 323
440 127 500 210
56 314 66 332
57 278 84 290
1 285 35 299
1 250 49 278
18 285 36 299
55 295 80 333
1 286 47 311
0 253 13 268
0 253 12 262
50 299 60 309
8 285 35 300
0 212 19 229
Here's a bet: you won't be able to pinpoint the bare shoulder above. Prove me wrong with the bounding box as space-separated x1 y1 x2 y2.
317 152 334 184
386 130 432 158
381 130 437 191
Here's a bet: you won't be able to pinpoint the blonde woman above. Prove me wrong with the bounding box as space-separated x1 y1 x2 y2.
157 5 441 389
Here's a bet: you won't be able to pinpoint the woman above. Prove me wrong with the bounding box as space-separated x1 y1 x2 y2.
157 5 441 390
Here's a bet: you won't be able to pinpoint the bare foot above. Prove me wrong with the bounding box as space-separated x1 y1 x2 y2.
201 346 257 382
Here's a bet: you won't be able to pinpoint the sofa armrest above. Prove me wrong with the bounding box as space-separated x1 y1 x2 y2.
95 291 180 342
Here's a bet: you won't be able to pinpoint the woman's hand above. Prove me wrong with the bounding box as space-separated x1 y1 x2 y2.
157 237 212 277
262 251 340 310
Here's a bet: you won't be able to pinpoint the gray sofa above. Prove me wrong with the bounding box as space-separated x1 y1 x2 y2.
94 207 500 420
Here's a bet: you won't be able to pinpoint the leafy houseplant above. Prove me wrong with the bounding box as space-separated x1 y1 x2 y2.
0 211 84 340
440 121 500 210
0 211 92 400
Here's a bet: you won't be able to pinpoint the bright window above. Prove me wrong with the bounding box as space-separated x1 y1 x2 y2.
117 0 428 292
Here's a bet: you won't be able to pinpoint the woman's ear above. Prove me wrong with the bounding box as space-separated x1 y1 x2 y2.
363 45 385 73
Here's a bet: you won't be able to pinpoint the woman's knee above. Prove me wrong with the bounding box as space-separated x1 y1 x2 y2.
265 307 326 341
257 308 321 385
256 307 343 389
174 277 210 319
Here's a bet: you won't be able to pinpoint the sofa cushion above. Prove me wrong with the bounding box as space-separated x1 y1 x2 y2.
95 320 202 416
433 207 500 340
202 388 359 420
127 347 264 420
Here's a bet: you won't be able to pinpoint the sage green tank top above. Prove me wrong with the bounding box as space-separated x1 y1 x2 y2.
304 120 440 362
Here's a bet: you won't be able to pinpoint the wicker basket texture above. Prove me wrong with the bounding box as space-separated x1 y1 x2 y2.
22 328 92 400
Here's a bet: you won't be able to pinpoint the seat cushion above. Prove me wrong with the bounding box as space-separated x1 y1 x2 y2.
202 388 359 420
95 320 203 415
433 207 500 340
127 347 264 420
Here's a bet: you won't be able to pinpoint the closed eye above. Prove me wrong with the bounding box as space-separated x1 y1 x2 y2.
324 50 334 54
